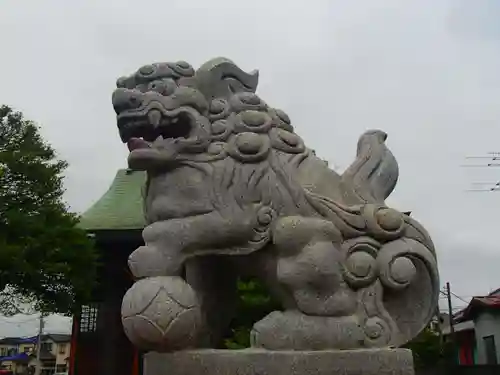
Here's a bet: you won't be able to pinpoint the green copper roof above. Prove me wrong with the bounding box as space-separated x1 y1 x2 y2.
78 169 147 231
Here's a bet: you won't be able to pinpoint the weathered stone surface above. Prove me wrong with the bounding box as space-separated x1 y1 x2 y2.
112 57 439 353
144 349 415 375
121 276 204 352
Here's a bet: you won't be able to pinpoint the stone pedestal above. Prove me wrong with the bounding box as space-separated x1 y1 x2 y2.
144 348 414 375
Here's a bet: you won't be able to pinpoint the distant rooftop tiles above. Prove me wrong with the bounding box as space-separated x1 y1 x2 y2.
78 170 146 231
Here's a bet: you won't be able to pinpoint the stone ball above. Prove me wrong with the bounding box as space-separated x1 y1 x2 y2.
121 276 203 351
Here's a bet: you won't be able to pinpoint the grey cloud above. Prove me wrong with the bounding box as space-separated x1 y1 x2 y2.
449 0 500 42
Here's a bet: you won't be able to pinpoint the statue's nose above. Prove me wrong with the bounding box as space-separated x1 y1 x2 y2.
112 88 143 115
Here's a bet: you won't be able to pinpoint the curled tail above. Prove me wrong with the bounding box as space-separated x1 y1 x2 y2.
341 130 399 204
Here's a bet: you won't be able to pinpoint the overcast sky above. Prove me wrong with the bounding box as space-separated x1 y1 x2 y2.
1 0 500 336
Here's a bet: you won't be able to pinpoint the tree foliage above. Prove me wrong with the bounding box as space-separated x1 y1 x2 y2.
404 326 454 369
0 105 97 315
224 278 280 349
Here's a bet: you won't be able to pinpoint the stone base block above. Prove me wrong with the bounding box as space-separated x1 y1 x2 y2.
144 348 414 375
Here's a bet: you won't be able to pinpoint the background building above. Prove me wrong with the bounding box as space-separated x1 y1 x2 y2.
444 288 500 365
71 169 145 375
0 334 70 375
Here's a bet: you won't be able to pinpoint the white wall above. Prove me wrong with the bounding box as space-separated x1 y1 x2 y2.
474 310 500 364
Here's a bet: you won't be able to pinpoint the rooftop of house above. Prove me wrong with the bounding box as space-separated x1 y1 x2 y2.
0 334 70 346
0 352 29 363
40 334 71 343
459 296 500 321
0 349 56 364
0 337 33 346
443 319 475 335
78 169 146 231
453 288 500 323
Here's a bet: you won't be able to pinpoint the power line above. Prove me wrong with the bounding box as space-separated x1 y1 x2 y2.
450 291 469 305
462 153 500 191
439 290 470 305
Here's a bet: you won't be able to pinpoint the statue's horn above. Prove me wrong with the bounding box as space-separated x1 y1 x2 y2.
195 57 259 101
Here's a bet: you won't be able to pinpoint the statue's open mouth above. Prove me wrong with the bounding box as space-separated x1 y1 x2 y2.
116 102 206 170
118 104 198 148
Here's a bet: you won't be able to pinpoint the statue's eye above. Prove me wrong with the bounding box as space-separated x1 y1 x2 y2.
148 79 176 96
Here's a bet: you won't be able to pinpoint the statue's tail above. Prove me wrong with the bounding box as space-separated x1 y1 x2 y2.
341 130 399 204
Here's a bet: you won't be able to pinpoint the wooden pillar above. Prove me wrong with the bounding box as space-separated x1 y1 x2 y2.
96 248 137 375
96 299 112 375
132 349 139 375
68 318 79 375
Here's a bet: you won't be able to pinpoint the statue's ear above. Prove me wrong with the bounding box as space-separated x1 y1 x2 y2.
195 57 259 101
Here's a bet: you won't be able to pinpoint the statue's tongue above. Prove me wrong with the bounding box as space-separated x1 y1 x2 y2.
127 138 150 151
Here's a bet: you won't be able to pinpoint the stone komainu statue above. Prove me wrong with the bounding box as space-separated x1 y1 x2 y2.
113 58 439 352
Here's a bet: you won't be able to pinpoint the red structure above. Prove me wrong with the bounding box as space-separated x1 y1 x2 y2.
69 170 147 375
457 329 476 365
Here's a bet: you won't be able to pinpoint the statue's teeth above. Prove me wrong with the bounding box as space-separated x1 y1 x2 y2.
148 110 162 127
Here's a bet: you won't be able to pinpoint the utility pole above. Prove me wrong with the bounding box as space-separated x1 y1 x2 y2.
435 306 444 345
34 313 45 375
446 282 457 354
446 283 455 336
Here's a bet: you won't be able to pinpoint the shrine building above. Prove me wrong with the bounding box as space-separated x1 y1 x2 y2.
69 169 146 375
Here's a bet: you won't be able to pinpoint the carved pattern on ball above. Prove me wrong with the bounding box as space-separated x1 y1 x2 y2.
121 276 203 351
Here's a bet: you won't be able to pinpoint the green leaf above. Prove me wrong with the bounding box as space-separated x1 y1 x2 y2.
223 277 281 349
0 105 97 315
404 326 455 368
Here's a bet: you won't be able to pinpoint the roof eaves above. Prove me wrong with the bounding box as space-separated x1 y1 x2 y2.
46 334 71 343
78 169 146 231
460 296 500 321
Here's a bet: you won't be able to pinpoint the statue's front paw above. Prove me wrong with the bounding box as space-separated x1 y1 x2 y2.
128 245 184 278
